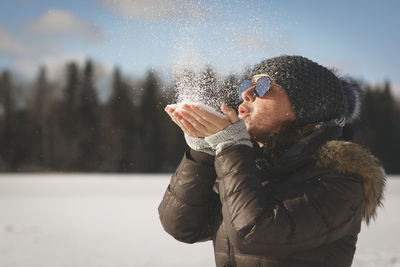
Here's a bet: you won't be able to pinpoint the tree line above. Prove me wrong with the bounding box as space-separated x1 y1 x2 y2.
0 60 399 173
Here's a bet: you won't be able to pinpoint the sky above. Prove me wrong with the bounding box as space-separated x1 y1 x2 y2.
0 0 399 95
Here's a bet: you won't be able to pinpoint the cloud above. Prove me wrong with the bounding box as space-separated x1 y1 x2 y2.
0 9 108 79
12 50 115 96
0 25 66 59
11 51 86 79
11 51 115 103
29 9 105 42
235 34 273 52
100 0 208 21
0 27 27 55
320 59 360 74
389 83 400 98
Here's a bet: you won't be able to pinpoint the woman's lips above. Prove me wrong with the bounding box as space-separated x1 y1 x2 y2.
238 104 250 118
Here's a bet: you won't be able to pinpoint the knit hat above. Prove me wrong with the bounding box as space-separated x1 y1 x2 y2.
251 55 360 127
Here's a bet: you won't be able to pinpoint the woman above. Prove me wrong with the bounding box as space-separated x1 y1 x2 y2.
158 55 385 267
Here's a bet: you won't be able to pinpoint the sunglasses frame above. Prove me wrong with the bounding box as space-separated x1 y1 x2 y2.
238 74 277 101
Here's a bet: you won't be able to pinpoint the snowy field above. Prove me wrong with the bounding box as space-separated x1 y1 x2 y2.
0 174 399 267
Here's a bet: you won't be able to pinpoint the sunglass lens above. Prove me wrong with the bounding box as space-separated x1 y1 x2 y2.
255 76 271 98
238 80 252 100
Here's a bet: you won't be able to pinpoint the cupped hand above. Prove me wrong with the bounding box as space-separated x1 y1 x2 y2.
165 105 200 137
165 103 239 138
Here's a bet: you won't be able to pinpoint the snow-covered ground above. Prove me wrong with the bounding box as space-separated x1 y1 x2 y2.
0 174 398 267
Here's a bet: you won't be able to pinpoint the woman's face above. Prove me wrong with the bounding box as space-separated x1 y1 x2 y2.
238 75 296 143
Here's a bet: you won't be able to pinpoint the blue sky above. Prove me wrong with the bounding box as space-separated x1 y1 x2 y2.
1 0 399 95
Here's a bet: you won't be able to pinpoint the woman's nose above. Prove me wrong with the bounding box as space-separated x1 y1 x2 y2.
241 86 256 102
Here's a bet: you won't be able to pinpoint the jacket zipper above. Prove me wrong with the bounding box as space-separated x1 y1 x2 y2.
226 237 235 267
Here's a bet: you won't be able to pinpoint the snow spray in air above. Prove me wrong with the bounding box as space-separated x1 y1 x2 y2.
168 27 241 116
160 1 288 114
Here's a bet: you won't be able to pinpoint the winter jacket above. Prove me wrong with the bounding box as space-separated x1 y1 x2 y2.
158 126 385 267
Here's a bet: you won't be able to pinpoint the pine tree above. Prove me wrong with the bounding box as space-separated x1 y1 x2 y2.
138 70 163 172
104 67 138 172
199 66 220 111
76 60 101 171
56 62 81 170
0 71 16 170
359 81 400 173
63 62 80 130
30 66 52 166
222 74 241 111
158 83 187 172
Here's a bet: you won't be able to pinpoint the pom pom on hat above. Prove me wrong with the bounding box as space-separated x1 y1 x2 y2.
340 77 361 123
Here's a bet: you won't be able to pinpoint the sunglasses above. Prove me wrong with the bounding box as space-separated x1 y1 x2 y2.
238 76 275 101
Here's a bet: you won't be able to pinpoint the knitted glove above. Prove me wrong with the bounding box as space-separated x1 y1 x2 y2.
184 134 215 156
205 119 252 155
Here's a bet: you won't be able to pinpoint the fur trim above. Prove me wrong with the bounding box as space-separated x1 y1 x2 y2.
315 140 386 224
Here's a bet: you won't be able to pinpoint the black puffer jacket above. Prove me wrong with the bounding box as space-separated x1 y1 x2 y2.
158 127 385 267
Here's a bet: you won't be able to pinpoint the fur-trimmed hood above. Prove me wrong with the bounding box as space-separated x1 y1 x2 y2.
315 140 386 223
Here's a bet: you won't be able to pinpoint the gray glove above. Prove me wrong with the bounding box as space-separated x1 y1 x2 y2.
205 119 252 155
184 134 215 156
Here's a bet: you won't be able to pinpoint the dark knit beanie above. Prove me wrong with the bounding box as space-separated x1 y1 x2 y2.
251 55 358 127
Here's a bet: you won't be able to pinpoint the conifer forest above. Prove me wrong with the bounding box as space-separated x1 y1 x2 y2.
0 60 399 174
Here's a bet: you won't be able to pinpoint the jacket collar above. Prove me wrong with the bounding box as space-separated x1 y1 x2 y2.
256 126 343 178
256 125 386 223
